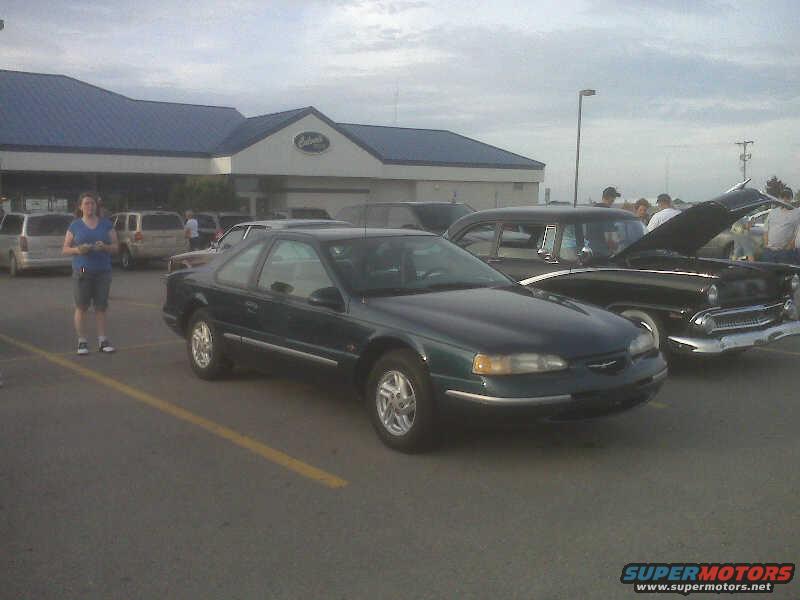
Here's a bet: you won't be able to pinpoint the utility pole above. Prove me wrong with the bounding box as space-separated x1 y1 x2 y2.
735 140 753 179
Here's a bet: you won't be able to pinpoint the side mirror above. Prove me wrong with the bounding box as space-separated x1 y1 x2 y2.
308 286 345 311
537 248 553 261
577 245 594 265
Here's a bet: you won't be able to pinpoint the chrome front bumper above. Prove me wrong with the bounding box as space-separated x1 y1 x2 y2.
668 319 800 354
444 368 669 406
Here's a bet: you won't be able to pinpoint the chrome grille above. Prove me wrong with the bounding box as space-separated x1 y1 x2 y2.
707 303 783 333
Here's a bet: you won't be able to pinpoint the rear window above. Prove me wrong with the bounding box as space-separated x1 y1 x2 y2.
26 215 73 236
141 214 183 230
219 215 250 230
414 204 474 233
291 208 331 219
196 214 217 229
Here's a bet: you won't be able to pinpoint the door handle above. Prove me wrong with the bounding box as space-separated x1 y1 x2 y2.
244 300 258 312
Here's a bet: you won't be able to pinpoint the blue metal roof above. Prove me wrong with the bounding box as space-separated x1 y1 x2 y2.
0 70 544 169
338 123 545 170
213 107 312 155
0 70 244 156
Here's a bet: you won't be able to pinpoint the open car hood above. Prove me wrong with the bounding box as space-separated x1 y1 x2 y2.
613 188 793 260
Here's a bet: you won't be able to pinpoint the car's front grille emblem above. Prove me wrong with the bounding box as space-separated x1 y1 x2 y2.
586 357 627 375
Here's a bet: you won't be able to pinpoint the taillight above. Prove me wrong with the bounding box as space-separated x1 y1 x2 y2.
19 236 28 252
134 231 143 242
214 229 224 240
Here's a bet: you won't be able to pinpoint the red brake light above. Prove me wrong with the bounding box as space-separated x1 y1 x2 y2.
19 236 28 252
134 231 143 242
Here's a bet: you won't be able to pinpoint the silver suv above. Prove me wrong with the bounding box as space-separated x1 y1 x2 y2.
112 211 186 269
0 212 73 277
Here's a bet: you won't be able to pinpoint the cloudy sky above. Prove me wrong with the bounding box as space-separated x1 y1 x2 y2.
2 0 798 202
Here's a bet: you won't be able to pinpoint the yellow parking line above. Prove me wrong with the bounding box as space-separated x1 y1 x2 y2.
753 346 800 357
0 332 348 489
0 339 183 364
649 401 669 409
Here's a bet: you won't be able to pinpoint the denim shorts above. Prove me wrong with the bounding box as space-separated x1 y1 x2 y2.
73 270 112 310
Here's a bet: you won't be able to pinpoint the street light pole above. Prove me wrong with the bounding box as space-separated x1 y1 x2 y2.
573 89 596 208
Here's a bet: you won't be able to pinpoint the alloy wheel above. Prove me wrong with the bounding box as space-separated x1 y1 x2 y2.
375 370 417 436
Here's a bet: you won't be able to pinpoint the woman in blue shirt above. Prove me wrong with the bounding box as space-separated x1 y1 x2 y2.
62 192 118 355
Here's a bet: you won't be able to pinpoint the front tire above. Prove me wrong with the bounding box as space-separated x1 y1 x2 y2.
187 309 232 380
366 349 438 452
620 309 665 350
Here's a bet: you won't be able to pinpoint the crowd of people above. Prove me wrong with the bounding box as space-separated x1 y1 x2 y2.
596 184 800 264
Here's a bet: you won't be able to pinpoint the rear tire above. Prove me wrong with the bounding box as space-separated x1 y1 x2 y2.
365 349 438 453
8 253 18 278
187 308 232 380
120 247 134 270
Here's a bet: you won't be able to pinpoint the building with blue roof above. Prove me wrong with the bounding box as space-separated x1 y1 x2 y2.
0 69 545 215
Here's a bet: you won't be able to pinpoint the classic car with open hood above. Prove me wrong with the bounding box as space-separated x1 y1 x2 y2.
445 186 800 357
163 228 666 452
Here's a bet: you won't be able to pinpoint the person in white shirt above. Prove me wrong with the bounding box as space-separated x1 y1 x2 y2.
184 210 201 250
647 194 682 232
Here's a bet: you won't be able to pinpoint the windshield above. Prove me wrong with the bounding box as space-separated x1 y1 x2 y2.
414 204 473 232
559 219 645 261
325 235 511 295
142 214 183 230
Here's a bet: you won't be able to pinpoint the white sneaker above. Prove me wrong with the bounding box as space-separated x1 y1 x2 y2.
77 341 89 355
99 340 115 353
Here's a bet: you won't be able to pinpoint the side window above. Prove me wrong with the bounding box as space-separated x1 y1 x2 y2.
114 216 125 231
497 223 546 259
257 240 334 299
220 226 246 249
196 214 216 229
541 225 557 255
386 206 419 229
365 205 390 227
216 242 265 288
243 225 267 240
559 224 579 262
456 223 497 257
127 215 137 231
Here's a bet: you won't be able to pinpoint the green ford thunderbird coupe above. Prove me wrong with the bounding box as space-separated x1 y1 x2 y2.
163 228 667 452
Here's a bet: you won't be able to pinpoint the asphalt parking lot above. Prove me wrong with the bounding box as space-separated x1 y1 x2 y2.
2 266 799 599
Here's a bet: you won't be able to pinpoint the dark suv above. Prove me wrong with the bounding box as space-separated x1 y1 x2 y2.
336 202 474 234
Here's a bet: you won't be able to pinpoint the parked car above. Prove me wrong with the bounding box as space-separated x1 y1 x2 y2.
195 211 250 247
263 207 332 220
163 228 667 452
0 212 73 276
167 219 353 272
698 207 769 261
111 211 186 269
336 202 474 234
446 187 800 357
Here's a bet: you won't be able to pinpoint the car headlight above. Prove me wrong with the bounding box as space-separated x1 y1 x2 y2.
472 353 568 375
628 331 656 357
692 314 717 334
707 284 720 306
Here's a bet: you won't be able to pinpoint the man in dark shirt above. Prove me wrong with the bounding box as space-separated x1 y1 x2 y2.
597 186 621 207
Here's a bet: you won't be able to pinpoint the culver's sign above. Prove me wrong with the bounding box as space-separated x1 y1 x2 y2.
294 131 331 154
